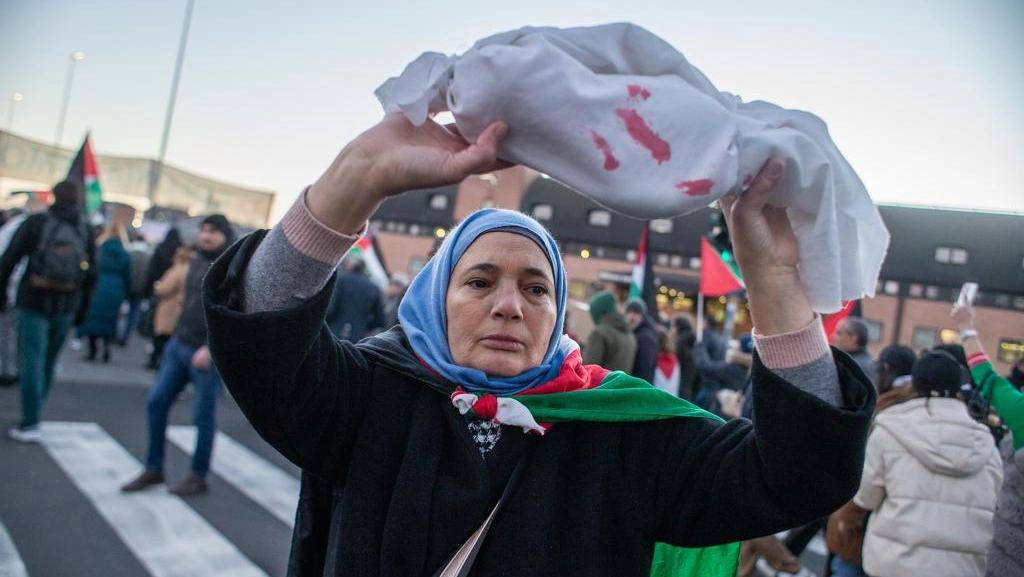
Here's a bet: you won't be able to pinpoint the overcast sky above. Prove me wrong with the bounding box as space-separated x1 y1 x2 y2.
2 0 1022 221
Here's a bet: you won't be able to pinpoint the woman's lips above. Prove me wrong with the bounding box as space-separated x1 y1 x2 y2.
480 335 524 351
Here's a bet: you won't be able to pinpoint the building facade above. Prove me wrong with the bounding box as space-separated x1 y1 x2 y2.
371 166 1024 375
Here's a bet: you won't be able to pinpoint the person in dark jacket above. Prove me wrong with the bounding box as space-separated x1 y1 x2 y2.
78 223 133 362
673 314 701 401
120 214 234 495
0 179 97 442
324 256 385 341
625 296 659 384
583 290 636 372
200 114 875 576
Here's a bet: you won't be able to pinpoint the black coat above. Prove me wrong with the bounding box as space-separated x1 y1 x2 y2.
205 234 876 577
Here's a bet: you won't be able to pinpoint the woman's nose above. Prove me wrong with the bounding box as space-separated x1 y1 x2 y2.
491 285 523 319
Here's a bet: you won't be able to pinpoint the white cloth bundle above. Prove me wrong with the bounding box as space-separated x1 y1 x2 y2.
376 23 889 313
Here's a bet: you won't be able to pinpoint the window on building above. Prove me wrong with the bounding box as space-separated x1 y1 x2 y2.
934 245 969 265
650 219 673 234
588 210 612 227
428 194 448 210
531 204 553 221
884 281 900 295
865 320 884 343
998 339 1024 364
670 255 683 268
909 284 923 298
912 326 938 351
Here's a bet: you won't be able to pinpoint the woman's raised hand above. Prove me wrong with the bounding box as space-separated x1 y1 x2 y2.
719 158 815 335
308 114 509 235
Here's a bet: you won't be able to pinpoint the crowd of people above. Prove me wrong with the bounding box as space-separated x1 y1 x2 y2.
1 115 1021 576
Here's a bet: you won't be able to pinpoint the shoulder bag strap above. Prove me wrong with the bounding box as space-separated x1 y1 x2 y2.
435 440 536 577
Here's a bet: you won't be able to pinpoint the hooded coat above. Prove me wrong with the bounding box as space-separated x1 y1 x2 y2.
584 293 636 373
854 397 1003 577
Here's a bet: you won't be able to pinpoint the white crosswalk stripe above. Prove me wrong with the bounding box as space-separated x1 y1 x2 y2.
167 426 299 528
40 421 268 577
0 519 28 577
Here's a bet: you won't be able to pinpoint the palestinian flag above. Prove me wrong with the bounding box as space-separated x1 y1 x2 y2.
348 234 389 290
823 300 862 344
699 236 743 297
630 225 648 300
450 343 740 577
67 134 103 214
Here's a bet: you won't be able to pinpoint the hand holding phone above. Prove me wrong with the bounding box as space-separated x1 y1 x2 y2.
956 282 978 308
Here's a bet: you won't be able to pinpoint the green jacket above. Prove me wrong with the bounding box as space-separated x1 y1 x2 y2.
584 311 637 373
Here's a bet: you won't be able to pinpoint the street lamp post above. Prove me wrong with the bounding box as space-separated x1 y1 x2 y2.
147 0 196 207
54 50 86 148
5 92 23 131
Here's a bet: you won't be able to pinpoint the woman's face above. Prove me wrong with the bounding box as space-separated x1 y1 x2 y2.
446 232 557 377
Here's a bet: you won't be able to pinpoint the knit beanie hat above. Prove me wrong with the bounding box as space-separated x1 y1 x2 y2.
201 214 235 243
589 291 618 324
624 297 647 316
912 350 963 398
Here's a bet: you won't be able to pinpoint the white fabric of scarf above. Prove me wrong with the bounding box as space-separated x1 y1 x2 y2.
376 23 889 313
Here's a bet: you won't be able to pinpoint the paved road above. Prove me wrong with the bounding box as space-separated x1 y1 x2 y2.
0 334 829 576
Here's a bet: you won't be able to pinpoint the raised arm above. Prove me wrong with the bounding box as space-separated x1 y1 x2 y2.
719 159 841 406
953 301 1024 449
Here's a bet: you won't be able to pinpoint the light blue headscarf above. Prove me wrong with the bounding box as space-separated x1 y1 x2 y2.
398 208 567 395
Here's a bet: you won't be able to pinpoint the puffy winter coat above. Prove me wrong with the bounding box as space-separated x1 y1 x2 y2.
854 397 1003 577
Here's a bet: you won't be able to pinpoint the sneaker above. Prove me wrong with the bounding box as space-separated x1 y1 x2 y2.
121 469 166 492
169 474 209 496
8 427 42 443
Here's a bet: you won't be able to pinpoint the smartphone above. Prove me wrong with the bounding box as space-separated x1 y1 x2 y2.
957 282 978 307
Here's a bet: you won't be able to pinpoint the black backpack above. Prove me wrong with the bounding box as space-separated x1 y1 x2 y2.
28 214 90 292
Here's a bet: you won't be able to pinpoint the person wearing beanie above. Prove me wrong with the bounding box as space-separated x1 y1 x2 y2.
852 349 1003 577
0 179 97 443
120 213 234 495
624 297 659 383
583 291 636 373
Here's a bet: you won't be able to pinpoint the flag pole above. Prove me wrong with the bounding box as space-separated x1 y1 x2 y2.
696 292 705 343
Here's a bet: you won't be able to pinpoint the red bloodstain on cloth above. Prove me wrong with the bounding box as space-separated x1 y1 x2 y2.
614 108 671 164
590 130 620 171
627 84 651 101
676 179 714 196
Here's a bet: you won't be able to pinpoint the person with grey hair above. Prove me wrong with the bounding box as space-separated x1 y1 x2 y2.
832 316 875 384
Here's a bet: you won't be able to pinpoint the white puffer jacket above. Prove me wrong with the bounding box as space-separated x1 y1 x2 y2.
854 397 1004 577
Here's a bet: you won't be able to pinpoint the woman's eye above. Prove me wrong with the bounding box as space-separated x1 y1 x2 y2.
468 279 489 289
527 285 549 296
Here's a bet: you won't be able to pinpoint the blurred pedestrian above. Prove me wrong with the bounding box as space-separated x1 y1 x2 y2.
382 273 409 330
78 221 132 363
148 246 193 370
853 349 1002 576
624 296 658 383
0 195 49 388
120 214 233 495
831 316 875 385
953 301 1024 576
0 180 97 442
324 256 386 341
652 326 680 396
583 290 635 372
673 314 701 401
118 230 152 346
